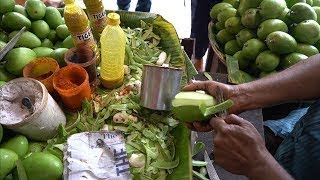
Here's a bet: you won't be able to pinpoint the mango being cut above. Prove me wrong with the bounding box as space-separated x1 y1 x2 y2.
172 92 233 122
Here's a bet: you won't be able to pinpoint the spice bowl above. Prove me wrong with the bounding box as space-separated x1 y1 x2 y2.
64 46 97 83
23 57 60 95
53 65 91 111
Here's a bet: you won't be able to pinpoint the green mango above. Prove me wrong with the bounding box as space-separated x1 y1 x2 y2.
9 31 41 48
33 47 53 58
1 135 29 158
0 149 19 179
50 48 68 67
0 65 16 81
0 41 6 50
44 7 63 29
13 5 28 17
31 20 50 39
40 38 54 48
2 12 31 30
47 30 58 43
0 0 15 14
56 24 70 39
54 41 63 49
0 31 8 42
62 35 75 49
4 47 37 75
25 0 46 20
22 152 63 180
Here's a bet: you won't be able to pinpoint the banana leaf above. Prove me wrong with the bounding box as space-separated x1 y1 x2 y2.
226 55 255 84
106 10 190 87
105 10 194 179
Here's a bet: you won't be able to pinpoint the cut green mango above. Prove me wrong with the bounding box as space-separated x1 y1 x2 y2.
172 92 234 122
172 92 217 107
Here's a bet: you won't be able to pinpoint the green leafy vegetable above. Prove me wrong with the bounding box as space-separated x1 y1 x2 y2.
192 170 209 180
15 160 27 180
192 142 205 157
192 160 207 167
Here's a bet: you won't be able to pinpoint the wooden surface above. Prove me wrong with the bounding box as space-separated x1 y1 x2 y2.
193 73 264 180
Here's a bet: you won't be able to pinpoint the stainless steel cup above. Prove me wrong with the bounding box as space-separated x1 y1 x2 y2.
140 65 183 111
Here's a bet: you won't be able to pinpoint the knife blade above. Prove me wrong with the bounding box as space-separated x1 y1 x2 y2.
190 131 198 155
204 150 220 180
0 26 26 61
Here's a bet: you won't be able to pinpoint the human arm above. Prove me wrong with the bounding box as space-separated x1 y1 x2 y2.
235 55 320 112
184 55 320 131
211 114 293 180
185 55 320 113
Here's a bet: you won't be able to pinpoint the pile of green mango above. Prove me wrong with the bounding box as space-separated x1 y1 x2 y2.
210 0 320 80
0 125 63 180
0 0 74 85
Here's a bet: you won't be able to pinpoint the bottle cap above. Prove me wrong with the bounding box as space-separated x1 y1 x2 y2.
107 13 121 26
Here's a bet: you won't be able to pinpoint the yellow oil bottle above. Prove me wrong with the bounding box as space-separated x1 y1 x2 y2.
63 0 100 65
83 0 107 40
100 13 126 89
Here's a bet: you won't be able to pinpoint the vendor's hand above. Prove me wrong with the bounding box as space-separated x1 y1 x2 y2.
210 114 270 176
185 121 213 132
183 80 242 132
184 80 242 113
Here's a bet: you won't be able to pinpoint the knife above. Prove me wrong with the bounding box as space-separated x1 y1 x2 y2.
204 150 220 180
0 26 26 61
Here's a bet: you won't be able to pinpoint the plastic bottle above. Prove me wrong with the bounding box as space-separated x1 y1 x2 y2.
83 0 107 40
100 13 126 89
63 0 100 65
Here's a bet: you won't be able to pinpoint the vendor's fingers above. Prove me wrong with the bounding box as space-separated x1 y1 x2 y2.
193 121 213 132
224 114 246 126
185 123 197 131
185 122 212 132
183 81 210 91
209 117 227 132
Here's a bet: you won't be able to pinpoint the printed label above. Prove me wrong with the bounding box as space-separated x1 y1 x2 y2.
90 9 107 32
92 10 107 20
73 28 93 42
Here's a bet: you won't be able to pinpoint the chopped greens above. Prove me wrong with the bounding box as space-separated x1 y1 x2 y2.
192 142 205 157
45 21 180 179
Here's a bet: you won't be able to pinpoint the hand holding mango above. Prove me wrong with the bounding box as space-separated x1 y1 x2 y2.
172 81 237 123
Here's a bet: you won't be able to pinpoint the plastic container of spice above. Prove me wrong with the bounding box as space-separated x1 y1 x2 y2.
64 46 97 83
23 57 60 95
0 78 66 141
53 65 91 111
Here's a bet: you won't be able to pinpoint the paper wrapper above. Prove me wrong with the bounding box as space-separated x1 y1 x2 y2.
63 131 132 180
